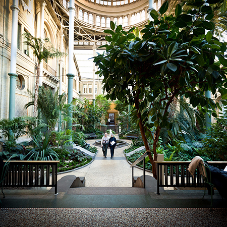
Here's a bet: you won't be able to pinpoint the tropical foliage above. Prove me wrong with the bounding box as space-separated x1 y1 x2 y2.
25 87 66 131
94 0 227 177
73 96 110 133
23 32 65 116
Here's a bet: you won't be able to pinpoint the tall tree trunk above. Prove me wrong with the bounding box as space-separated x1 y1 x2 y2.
33 63 40 116
134 94 157 179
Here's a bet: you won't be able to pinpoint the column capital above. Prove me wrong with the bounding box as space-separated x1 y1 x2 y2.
68 6 75 10
10 4 20 12
37 0 46 4
66 73 75 78
8 73 18 78
68 0 75 10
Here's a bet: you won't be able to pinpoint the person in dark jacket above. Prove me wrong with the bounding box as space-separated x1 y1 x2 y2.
109 134 116 159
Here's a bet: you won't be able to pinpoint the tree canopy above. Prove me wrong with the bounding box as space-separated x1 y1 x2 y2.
94 0 227 177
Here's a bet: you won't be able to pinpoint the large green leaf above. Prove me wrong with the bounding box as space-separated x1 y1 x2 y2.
175 4 182 17
202 21 214 30
110 21 115 30
150 9 159 20
193 28 205 35
167 63 177 72
174 20 187 28
177 14 192 23
104 29 115 36
105 36 112 42
218 55 227 67
206 31 212 43
191 46 201 54
201 5 212 14
159 1 168 15
205 13 214 20
153 60 168 66
167 42 178 57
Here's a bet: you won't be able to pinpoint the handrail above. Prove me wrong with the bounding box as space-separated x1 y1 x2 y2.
131 151 148 188
131 152 148 167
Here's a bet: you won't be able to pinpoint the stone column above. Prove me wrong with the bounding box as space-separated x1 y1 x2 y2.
128 14 131 26
39 0 46 86
8 0 19 119
93 13 96 27
93 43 96 105
205 91 212 129
59 23 64 96
67 0 75 130
145 7 148 20
148 0 153 20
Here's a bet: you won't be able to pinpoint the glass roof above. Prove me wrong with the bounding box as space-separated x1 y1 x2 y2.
88 0 138 6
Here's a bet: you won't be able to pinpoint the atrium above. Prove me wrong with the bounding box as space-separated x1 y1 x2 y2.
1 0 227 226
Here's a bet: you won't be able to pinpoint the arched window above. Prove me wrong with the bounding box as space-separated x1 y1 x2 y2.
84 12 88 22
141 10 145 21
44 29 48 39
89 14 93 24
131 14 135 24
79 9 83 20
136 12 140 23
101 17 105 27
96 16 100 26
106 18 110 28
124 16 128 26
119 17 122 25
16 75 25 90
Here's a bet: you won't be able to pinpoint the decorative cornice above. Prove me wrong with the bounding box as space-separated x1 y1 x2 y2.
67 73 75 78
8 73 18 77
10 4 20 12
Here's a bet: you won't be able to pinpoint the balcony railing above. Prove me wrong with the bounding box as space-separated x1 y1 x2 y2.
43 61 57 77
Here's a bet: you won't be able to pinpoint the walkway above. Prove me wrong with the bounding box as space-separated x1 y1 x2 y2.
58 139 151 187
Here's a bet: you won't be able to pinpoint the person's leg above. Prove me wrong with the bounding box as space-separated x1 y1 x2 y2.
110 147 114 158
104 144 108 158
102 146 105 156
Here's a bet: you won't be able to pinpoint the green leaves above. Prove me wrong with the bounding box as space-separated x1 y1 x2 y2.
159 1 168 15
110 21 115 30
167 42 178 57
150 9 159 20
94 0 227 161
218 55 227 67
167 63 177 72
206 31 212 43
105 36 112 42
175 4 182 17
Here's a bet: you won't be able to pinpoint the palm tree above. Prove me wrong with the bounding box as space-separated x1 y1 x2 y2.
25 87 66 131
23 32 65 116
